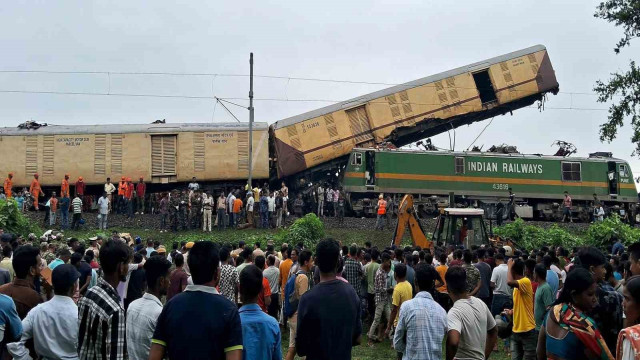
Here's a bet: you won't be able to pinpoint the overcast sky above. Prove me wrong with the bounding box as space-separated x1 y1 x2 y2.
1 1 639 189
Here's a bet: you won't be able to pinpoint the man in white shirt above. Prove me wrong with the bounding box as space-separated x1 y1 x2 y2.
227 192 236 227
326 188 334 216
97 192 109 230
446 266 497 360
8 264 80 360
317 185 325 217
126 256 172 360
246 193 255 227
489 253 512 316
104 177 116 212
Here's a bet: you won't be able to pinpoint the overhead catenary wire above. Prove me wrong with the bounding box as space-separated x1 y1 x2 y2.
0 68 609 96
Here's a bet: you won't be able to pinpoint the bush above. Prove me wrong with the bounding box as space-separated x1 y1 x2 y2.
281 213 325 250
0 199 40 237
585 215 640 248
494 218 583 251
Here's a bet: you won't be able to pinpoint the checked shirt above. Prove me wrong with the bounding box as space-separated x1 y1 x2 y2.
78 277 127 360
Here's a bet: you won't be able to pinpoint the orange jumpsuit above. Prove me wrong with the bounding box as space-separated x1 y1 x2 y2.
61 178 69 198
29 178 41 209
3 178 12 198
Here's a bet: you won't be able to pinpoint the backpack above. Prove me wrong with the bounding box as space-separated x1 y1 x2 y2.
284 270 306 318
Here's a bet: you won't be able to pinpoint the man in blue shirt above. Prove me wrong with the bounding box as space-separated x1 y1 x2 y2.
150 242 243 360
394 263 448 360
238 265 281 360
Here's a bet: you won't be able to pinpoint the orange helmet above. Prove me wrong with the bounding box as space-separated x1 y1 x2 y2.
78 176 83 181
121 176 125 181
8 172 13 177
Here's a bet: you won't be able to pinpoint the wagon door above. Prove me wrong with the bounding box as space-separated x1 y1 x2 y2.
607 161 619 195
151 135 177 181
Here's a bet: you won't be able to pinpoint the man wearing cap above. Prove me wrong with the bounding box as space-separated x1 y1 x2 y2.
29 173 41 210
136 177 146 215
202 191 213 232
61 174 70 199
3 173 13 199
7 264 79 360
75 176 85 198
117 176 127 214
104 177 116 212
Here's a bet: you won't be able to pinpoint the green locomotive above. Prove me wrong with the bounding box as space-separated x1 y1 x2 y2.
342 148 638 221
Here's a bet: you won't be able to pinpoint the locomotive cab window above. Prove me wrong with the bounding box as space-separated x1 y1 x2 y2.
620 164 629 177
352 152 363 166
561 162 581 181
455 157 465 174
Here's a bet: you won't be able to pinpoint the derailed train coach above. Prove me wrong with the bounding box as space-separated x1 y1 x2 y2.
270 44 559 182
0 122 270 188
343 148 638 221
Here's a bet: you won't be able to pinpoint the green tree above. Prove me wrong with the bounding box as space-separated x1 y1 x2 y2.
594 0 640 155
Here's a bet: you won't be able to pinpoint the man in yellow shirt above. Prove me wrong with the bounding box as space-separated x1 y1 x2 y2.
507 258 536 360
385 263 413 345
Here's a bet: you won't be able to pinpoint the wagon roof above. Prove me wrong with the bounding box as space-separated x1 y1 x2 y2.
0 122 268 136
353 147 628 163
272 44 547 130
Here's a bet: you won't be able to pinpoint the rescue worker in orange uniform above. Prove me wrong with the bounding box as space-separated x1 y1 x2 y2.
29 173 42 210
117 176 127 214
375 193 387 230
75 176 85 197
3 173 13 199
125 177 134 218
61 174 70 198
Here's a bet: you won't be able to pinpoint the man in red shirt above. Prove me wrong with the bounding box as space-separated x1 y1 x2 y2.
135 177 146 215
75 176 85 197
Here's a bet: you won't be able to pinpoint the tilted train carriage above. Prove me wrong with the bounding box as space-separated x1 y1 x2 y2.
270 44 559 183
0 122 269 189
342 148 637 221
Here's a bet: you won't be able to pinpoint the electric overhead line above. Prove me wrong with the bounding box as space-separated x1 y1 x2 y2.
0 68 606 96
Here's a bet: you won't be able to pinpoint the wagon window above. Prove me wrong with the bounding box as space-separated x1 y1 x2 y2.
561 162 581 181
455 157 465 174
620 164 629 178
352 152 363 166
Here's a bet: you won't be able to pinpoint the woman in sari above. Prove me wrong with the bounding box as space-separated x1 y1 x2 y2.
617 275 640 360
537 267 614 360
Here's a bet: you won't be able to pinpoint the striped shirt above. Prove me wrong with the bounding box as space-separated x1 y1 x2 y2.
78 277 127 360
72 197 82 214
393 291 448 360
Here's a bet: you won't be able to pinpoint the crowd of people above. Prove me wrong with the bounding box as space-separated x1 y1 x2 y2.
0 226 637 359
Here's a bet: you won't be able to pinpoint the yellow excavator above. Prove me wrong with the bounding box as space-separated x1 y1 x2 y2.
392 194 498 249
392 195 432 249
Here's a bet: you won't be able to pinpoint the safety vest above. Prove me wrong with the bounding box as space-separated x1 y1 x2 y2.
377 200 387 215
118 182 126 196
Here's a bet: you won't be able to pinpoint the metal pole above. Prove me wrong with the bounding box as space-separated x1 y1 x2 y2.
248 53 254 189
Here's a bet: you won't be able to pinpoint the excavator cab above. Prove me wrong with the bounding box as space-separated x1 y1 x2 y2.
432 208 489 248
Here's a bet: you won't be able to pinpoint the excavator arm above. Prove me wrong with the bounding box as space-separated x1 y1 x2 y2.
392 194 432 249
